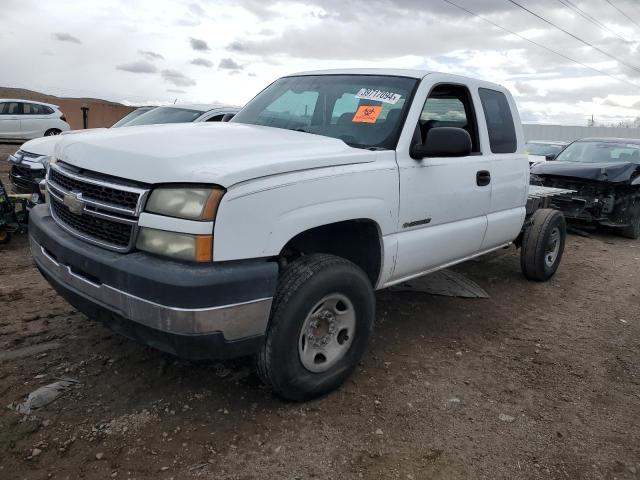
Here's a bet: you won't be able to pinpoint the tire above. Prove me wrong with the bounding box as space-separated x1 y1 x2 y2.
0 230 11 245
619 208 640 239
256 254 375 401
44 129 61 136
521 208 566 282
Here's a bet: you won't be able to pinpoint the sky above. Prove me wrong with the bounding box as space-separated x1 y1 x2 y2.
1 0 640 126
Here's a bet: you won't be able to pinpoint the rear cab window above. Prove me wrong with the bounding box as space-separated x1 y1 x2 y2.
478 88 517 154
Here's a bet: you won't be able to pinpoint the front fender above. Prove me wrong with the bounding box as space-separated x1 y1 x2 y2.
213 157 399 262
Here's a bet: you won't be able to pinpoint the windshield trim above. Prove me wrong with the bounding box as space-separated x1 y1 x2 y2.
231 74 421 151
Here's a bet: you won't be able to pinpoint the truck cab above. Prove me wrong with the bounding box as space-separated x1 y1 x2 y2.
28 69 565 400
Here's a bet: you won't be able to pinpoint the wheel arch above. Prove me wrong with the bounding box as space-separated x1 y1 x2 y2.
279 218 384 287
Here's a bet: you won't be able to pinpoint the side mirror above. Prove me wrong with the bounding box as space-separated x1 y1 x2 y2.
545 153 557 161
411 127 472 159
221 113 236 122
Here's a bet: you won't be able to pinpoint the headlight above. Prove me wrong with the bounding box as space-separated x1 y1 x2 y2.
136 228 213 262
145 187 224 221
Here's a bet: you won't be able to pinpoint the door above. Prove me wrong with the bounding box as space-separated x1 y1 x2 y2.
20 103 51 138
392 82 491 283
476 88 528 250
0 102 23 138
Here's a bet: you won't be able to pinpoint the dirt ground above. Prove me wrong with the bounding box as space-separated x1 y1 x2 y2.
0 142 638 480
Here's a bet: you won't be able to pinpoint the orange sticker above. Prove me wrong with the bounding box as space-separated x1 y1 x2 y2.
352 105 382 123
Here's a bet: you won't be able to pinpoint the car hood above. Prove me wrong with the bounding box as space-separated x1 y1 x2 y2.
54 122 378 187
531 160 640 184
21 129 104 157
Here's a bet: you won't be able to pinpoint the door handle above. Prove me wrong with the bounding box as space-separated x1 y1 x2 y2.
476 170 491 186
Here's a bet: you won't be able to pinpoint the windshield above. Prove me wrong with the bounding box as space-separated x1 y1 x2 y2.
124 107 204 126
231 75 418 149
556 141 640 164
111 108 154 128
526 142 565 157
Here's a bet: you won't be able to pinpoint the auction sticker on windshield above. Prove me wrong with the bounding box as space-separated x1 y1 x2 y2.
355 88 402 104
352 105 383 123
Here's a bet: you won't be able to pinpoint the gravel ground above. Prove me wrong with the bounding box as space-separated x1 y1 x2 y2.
0 142 639 479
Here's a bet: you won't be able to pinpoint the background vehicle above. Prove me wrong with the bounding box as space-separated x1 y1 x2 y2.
124 104 240 126
531 138 640 238
0 99 70 139
29 69 566 401
7 104 240 195
525 140 568 167
110 106 155 127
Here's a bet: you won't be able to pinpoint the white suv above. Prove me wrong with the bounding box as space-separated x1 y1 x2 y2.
0 99 70 140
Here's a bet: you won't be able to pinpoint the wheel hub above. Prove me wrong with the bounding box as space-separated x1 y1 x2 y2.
298 293 356 373
307 310 337 347
544 227 561 268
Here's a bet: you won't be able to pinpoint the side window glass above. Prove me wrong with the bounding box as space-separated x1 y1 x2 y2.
420 98 467 126
206 114 224 122
2 102 22 115
419 84 480 153
26 103 44 115
43 106 54 115
478 88 517 154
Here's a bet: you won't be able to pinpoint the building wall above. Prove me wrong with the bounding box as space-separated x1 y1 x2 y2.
523 124 640 143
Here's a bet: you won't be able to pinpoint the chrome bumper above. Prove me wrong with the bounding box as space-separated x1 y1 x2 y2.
31 237 272 340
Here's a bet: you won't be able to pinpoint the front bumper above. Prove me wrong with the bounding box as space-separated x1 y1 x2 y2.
9 163 45 194
29 205 279 359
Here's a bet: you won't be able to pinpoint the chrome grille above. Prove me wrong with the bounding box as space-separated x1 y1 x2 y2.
47 162 149 252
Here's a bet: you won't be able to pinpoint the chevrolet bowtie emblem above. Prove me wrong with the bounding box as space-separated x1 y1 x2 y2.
63 191 85 215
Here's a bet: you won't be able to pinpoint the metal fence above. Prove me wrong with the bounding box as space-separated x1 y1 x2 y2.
523 124 640 143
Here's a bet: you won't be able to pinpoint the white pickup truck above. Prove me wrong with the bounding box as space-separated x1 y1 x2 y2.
29 69 566 401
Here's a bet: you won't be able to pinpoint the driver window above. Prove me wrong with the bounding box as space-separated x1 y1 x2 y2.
419 84 480 153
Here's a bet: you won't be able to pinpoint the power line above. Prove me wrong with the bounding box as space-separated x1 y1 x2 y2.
506 0 640 75
604 0 640 28
440 0 640 89
556 0 633 43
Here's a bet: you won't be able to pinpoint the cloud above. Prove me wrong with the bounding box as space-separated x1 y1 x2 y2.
191 58 213 67
116 61 158 74
161 69 196 87
189 2 205 16
219 58 243 70
138 50 164 61
52 32 81 44
189 37 210 51
167 88 186 94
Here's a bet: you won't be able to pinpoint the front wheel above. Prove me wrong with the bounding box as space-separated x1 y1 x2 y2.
256 254 375 401
619 208 640 239
0 230 11 245
521 209 566 282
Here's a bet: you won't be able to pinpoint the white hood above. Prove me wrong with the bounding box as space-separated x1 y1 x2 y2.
21 129 103 157
54 122 378 187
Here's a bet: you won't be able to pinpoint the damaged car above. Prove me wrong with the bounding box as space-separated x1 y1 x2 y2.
531 138 640 239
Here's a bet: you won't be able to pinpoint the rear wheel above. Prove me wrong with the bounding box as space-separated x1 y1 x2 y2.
256 254 375 401
619 208 640 239
521 209 566 281
44 128 61 136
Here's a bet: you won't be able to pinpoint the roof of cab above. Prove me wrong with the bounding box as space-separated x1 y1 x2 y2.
283 68 509 92
286 68 432 79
